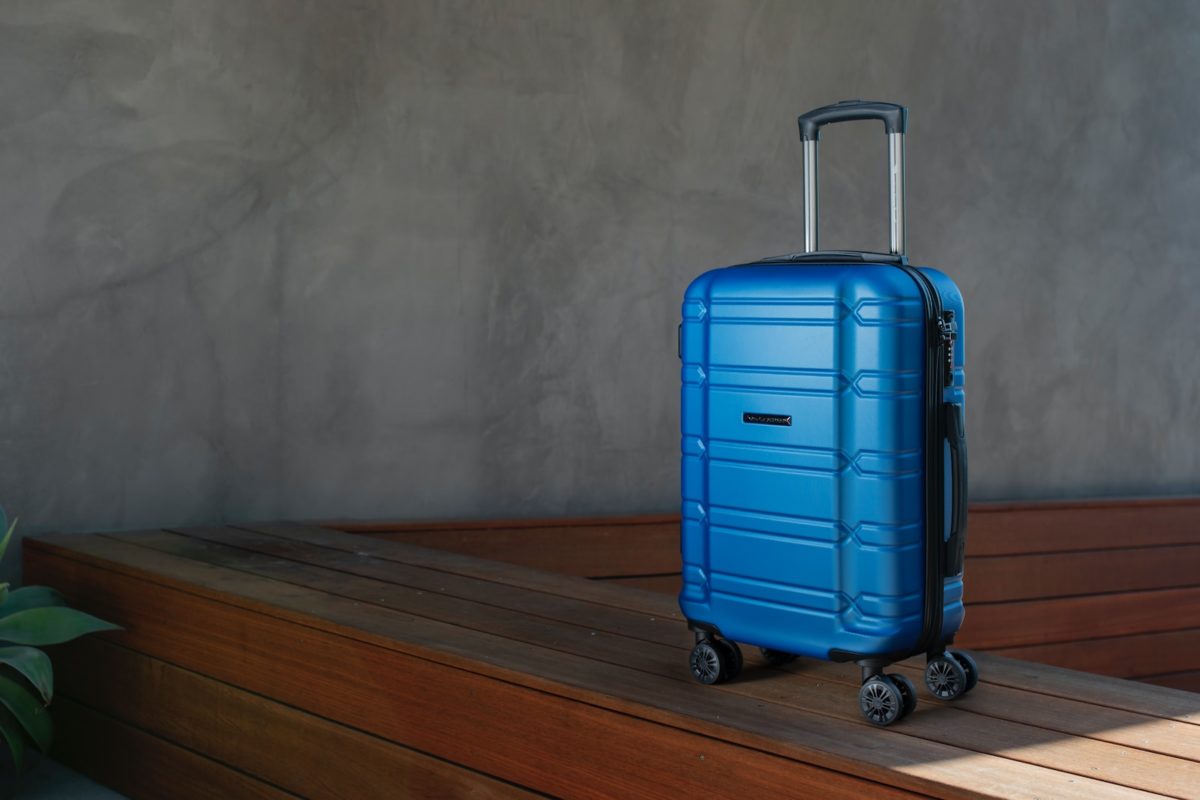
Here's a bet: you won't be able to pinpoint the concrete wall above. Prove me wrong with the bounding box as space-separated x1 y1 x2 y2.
2 0 1199 549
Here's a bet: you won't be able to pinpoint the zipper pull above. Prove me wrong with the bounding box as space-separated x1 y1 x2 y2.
937 311 957 386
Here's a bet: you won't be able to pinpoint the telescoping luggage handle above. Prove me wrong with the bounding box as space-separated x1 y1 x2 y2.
797 100 908 256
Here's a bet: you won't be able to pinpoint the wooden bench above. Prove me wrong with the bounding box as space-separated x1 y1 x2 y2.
25 521 1200 799
335 498 1200 692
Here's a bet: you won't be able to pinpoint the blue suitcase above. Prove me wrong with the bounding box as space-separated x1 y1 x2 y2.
678 101 974 726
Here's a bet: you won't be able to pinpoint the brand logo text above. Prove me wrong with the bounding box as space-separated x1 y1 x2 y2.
743 412 792 427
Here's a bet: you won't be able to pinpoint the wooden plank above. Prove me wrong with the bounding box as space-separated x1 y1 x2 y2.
1143 671 1200 693
966 498 1200 557
246 521 1200 725
160 525 1200 766
248 522 685 620
52 696 296 800
993 630 1200 679
91 528 1200 798
319 518 1200 652
958 588 1200 649
324 498 1200 572
351 533 1200 597
364 522 680 577
148 528 675 646
26 535 1171 800
324 504 1200 686
100 532 1200 800
54 636 541 800
965 545 1200 602
24 538 934 800
330 513 678 532
954 653 1200 725
598 574 680 594
583 573 1200 686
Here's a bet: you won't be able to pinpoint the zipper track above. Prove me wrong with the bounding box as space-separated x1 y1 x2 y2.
895 263 949 658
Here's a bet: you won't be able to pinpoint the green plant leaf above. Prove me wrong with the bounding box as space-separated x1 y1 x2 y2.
0 606 119 647
0 517 15 565
0 674 50 754
0 704 26 772
0 647 52 704
0 587 65 618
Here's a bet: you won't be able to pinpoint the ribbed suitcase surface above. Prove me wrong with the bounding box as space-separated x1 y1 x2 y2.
678 100 974 726
679 263 965 659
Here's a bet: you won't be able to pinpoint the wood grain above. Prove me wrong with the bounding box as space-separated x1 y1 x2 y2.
327 499 1200 574
27 540 927 800
320 501 1200 689
965 498 1200 556
992 629 1200 678
366 522 680 576
152 526 1200 767
596 574 681 593
958 587 1200 649
53 637 540 800
331 513 679 532
25 521 1200 800
964 545 1200 602
52 696 297 800
248 522 1200 725
1143 671 1200 693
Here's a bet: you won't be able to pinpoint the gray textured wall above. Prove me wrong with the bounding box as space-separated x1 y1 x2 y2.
2 0 1199 547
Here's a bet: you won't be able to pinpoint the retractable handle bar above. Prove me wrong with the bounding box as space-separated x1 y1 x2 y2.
797 100 908 255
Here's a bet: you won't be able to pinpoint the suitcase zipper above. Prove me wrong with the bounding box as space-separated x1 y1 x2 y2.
895 264 951 659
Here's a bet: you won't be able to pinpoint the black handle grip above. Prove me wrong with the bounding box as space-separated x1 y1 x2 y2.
943 403 968 577
797 99 907 142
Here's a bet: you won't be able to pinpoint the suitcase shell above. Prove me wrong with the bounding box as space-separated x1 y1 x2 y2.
679 261 965 661
678 100 968 670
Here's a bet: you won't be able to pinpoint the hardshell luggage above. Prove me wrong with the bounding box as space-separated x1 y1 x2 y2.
678 100 974 726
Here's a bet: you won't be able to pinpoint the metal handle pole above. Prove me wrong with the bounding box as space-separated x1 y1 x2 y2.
803 139 818 253
888 132 905 255
803 131 904 255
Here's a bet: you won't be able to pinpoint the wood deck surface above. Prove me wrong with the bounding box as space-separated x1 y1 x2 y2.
24 520 1200 799
335 498 1200 692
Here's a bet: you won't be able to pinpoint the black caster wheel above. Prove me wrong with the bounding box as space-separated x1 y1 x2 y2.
925 654 969 700
689 640 728 685
886 673 918 719
760 647 797 667
859 676 904 726
947 650 979 693
715 640 744 681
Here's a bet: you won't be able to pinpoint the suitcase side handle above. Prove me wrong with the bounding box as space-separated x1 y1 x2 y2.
944 402 968 577
797 100 908 256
